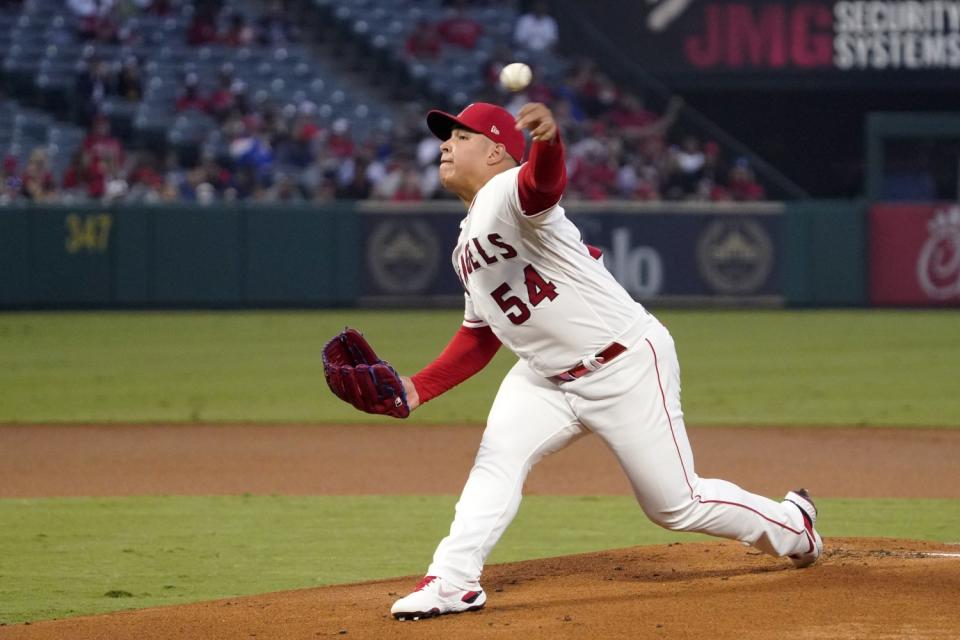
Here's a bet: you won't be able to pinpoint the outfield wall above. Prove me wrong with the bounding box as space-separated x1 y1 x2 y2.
359 201 791 306
0 204 358 308
3 199 948 309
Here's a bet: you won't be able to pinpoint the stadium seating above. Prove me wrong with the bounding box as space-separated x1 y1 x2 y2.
1 0 395 185
0 0 773 202
309 0 568 111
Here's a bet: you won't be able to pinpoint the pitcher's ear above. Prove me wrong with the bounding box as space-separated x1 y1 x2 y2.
487 143 508 166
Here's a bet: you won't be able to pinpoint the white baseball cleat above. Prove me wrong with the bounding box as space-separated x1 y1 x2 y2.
784 488 824 568
391 575 486 621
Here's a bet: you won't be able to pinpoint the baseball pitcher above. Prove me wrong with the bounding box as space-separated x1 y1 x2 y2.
322 101 822 621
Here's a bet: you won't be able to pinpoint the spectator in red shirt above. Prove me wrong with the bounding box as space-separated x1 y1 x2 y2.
326 118 355 159
392 168 423 201
610 94 657 130
293 110 320 143
82 115 125 170
128 153 164 190
436 0 483 49
175 73 207 112
68 0 117 41
709 184 732 202
61 150 83 192
1 155 21 202
207 70 236 121
282 104 322 167
93 13 120 44
62 150 106 199
612 94 684 143
123 152 166 202
634 176 660 201
187 4 218 45
570 144 617 201
405 19 442 59
728 160 766 201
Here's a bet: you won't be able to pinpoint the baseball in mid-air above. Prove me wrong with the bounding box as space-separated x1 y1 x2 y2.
499 62 532 92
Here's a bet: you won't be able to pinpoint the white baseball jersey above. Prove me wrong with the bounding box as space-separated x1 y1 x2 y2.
418 144 819 601
452 166 651 377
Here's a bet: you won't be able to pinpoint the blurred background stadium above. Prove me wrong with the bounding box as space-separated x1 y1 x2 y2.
1 0 958 309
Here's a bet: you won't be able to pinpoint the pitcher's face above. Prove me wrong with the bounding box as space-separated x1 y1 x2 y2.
438 127 496 192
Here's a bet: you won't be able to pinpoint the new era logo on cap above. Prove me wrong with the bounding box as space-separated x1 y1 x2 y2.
426 103 526 163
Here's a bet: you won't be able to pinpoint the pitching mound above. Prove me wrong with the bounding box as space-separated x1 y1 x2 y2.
3 538 957 640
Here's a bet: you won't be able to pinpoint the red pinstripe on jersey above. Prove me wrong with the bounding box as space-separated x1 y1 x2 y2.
645 337 808 544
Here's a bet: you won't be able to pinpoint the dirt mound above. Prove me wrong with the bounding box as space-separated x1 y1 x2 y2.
3 538 957 640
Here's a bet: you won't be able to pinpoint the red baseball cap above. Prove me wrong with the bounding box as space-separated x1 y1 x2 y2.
427 102 526 163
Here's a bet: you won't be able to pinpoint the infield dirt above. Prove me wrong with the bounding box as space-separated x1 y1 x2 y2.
2 424 959 498
1 424 958 639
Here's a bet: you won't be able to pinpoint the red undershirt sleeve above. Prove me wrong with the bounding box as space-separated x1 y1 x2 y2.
517 133 566 215
411 325 502 404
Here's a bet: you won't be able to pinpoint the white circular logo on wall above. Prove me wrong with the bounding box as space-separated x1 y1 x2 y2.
917 206 960 300
367 220 440 294
697 219 774 294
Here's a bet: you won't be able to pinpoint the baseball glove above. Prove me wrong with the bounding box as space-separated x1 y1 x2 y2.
322 328 410 419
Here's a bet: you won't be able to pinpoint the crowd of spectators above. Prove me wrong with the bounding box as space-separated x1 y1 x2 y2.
73 54 144 125
400 1 764 202
1 0 767 206
186 0 299 48
67 0 172 44
65 0 298 47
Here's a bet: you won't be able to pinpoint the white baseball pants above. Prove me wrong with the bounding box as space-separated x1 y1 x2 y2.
427 319 812 590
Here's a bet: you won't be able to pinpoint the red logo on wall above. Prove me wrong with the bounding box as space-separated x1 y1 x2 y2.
917 206 960 299
870 204 960 305
673 1 960 72
683 3 833 69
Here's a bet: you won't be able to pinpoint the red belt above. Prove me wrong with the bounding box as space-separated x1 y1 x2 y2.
550 342 627 383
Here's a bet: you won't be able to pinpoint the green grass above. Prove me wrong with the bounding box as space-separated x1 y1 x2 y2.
2 310 957 625
0 310 512 425
1 309 958 426
1 495 958 624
